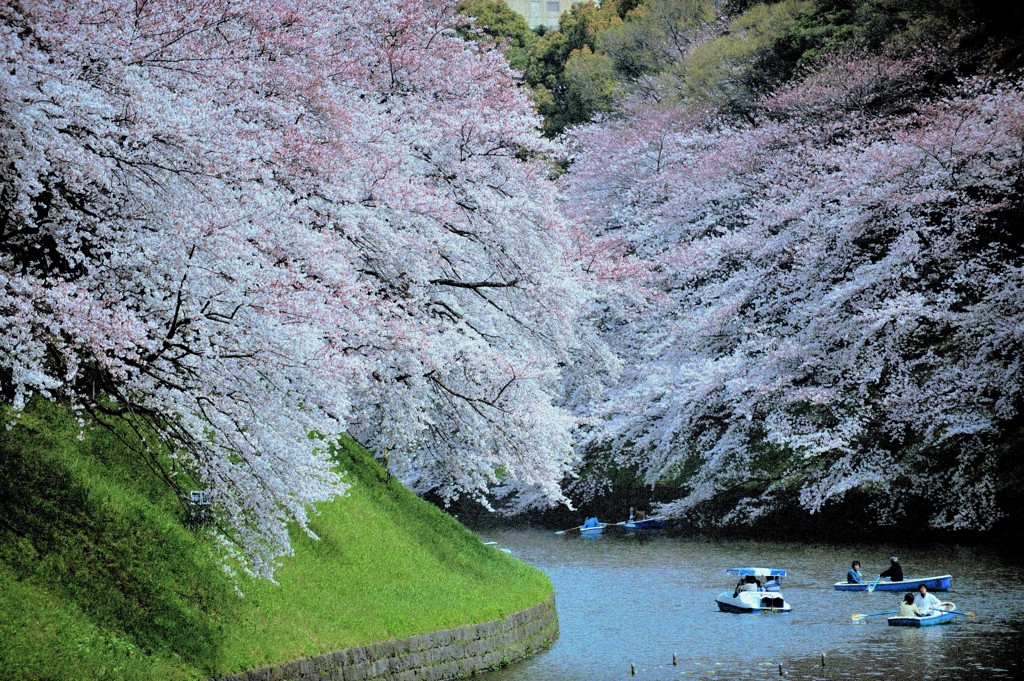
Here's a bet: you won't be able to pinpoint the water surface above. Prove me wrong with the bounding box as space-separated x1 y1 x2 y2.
477 528 1023 680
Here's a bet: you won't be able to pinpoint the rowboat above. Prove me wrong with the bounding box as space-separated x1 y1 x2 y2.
888 602 956 627
623 515 666 530
716 568 792 613
833 574 951 592
579 517 606 536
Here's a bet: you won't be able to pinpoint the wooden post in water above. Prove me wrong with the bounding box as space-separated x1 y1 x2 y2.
672 652 677 666
630 662 636 676
821 653 826 668
779 663 784 676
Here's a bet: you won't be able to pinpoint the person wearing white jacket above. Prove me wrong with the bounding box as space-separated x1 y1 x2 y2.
913 585 943 614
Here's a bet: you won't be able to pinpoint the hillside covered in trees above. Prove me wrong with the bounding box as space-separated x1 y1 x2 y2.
1 0 621 578
3 1 1024 616
458 0 1024 531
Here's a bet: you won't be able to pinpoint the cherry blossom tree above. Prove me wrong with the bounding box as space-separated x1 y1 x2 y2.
1 0 606 577
563 52 1024 529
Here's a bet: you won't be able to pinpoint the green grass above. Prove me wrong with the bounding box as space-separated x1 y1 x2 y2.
0 400 552 680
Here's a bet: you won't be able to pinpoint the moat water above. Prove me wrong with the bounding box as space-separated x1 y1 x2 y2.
476 527 1023 680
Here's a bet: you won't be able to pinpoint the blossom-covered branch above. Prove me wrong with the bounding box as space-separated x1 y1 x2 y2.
563 50 1024 529
1 0 607 577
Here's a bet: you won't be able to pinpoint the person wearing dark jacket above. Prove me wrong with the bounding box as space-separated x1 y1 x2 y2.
879 556 904 582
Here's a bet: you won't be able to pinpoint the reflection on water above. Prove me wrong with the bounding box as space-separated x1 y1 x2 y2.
476 528 1024 680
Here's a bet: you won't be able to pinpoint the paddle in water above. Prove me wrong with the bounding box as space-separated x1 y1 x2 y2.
851 609 899 621
867 575 882 593
556 519 629 534
936 608 975 618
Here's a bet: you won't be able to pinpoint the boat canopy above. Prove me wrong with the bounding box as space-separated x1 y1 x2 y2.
726 567 787 577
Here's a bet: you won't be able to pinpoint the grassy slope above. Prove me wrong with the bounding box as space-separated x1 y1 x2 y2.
0 401 552 680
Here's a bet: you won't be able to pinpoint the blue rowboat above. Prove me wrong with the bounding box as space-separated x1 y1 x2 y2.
833 574 951 592
579 517 606 536
623 516 666 530
888 602 956 627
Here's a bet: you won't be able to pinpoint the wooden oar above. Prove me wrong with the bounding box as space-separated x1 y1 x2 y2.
937 608 975 618
851 609 899 621
558 519 630 534
867 575 882 593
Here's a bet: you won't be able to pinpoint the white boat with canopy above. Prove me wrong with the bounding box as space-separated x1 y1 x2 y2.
715 567 792 613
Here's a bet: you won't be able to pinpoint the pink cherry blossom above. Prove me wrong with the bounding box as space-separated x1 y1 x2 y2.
563 53 1024 530
1 0 608 578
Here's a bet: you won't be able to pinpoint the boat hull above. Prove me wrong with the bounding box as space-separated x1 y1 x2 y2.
715 591 791 613
833 575 951 592
717 600 757 613
579 525 605 536
888 603 956 627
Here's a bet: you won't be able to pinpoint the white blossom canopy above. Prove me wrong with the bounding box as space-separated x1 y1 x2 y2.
1 0 606 577
562 52 1024 529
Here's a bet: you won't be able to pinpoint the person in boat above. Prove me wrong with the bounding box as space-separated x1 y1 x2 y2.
913 584 943 614
879 556 904 582
628 506 635 523
898 593 919 617
733 575 762 596
847 560 865 584
635 508 647 521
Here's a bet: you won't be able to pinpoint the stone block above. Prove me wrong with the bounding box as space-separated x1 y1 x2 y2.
205 594 559 681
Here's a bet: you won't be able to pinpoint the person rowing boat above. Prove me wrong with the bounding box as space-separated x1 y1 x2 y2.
879 556 904 583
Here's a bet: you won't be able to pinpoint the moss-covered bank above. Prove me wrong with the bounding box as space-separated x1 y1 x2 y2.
0 400 553 680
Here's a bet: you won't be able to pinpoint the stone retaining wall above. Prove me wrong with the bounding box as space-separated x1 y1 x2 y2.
213 595 558 681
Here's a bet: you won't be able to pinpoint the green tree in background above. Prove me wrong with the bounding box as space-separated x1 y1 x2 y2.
678 0 813 117
472 0 1023 136
457 0 536 70
522 1 625 135
563 46 622 123
600 0 717 99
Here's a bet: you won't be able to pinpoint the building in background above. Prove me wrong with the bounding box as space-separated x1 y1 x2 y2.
503 0 582 30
